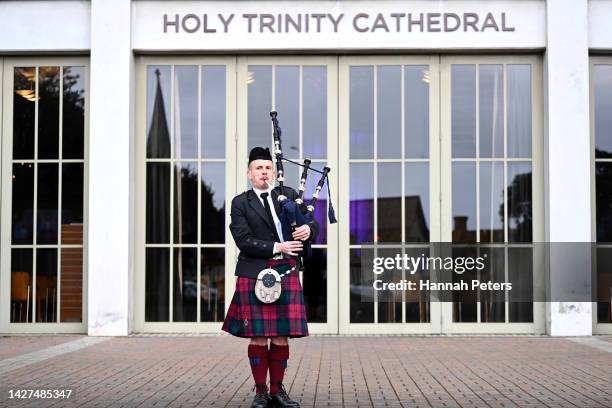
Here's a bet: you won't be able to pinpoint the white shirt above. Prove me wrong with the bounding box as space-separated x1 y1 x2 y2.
252 184 284 254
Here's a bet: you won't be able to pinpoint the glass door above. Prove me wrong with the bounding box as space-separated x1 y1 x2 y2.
339 56 442 334
1 57 88 334
236 56 339 334
440 55 545 334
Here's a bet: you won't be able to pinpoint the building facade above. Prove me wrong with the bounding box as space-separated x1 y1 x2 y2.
0 0 610 336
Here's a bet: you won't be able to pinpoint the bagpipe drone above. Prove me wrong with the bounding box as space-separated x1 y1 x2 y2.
269 111 337 261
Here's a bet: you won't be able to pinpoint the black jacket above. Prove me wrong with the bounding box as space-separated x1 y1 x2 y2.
230 186 319 278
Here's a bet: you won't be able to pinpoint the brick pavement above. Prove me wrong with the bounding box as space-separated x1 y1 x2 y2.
0 335 610 408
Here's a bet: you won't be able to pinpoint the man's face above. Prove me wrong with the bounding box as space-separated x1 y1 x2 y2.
247 159 275 190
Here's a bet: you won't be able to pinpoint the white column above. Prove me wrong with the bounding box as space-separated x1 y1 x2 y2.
88 0 134 335
544 0 592 336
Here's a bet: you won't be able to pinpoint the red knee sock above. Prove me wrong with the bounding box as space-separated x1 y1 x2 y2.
268 343 289 395
248 344 269 394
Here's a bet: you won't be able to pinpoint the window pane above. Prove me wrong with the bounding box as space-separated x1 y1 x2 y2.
350 66 374 159
350 163 373 244
145 248 169 322
62 66 85 159
507 162 532 243
202 66 226 158
508 247 533 322
201 163 225 244
479 65 504 158
60 248 82 323
405 163 429 242
596 162 612 243
13 67 36 159
507 65 532 158
173 163 198 244
452 162 476 243
11 249 33 323
201 248 225 322
12 163 34 244
174 66 198 159
146 66 171 159
377 66 401 159
595 65 612 158
37 163 59 245
452 247 478 322
275 66 299 159
303 66 327 159
173 248 197 322
248 66 272 151
36 248 58 323
479 248 505 322
596 247 612 323
452 65 476 158
479 162 504 242
61 163 84 245
350 249 373 323
146 163 170 244
405 65 429 159
38 67 60 159
303 248 327 323
377 163 401 242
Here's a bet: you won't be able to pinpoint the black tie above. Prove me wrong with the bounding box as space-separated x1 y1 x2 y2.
260 193 280 241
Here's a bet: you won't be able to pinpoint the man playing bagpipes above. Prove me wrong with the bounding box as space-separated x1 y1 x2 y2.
222 112 335 408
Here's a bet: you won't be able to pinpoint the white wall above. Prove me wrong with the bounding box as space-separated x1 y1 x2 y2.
589 0 612 50
0 1 90 52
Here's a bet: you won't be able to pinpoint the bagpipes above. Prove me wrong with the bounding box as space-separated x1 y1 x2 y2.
269 111 337 261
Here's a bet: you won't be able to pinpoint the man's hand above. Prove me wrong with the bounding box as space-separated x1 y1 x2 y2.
292 224 311 241
277 241 303 256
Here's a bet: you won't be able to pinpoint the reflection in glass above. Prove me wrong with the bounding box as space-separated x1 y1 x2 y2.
479 162 504 242
276 66 299 159
507 65 532 158
350 163 373 244
451 65 476 158
146 163 170 244
596 247 612 323
63 66 85 159
173 248 197 322
377 66 401 159
508 247 533 322
201 248 225 322
174 163 198 244
596 163 612 242
146 66 171 159
174 66 198 159
248 66 272 151
12 163 34 244
350 249 373 323
479 248 505 322
37 163 59 245
13 67 36 159
303 66 327 159
405 163 429 242
377 163 401 242
507 163 532 242
11 249 33 323
405 247 430 323
452 247 478 322
36 249 58 323
595 65 612 158
201 163 225 244
405 65 429 159
452 162 476 243
479 65 504 158
61 164 84 245
60 248 83 322
303 248 327 323
350 66 374 159
305 166 327 245
146 248 169 322
377 247 403 323
202 66 226 158
38 67 60 159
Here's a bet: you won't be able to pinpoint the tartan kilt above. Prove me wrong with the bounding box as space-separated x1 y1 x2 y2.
221 259 309 338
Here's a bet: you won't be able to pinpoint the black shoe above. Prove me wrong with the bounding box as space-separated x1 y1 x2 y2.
269 383 300 408
251 392 270 408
